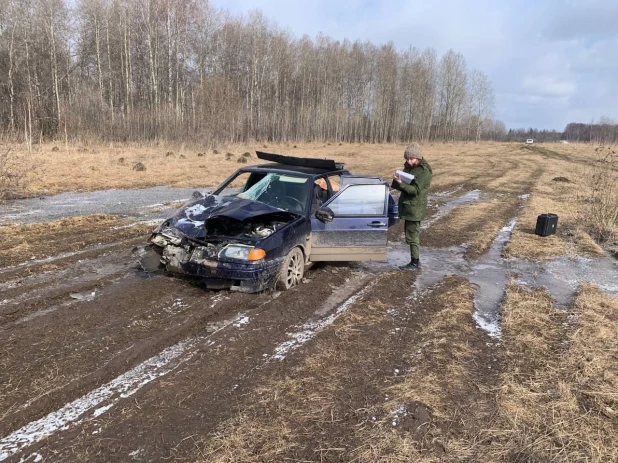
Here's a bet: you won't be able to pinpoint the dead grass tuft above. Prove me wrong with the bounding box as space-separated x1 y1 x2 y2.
480 282 618 462
132 162 146 172
353 276 495 462
0 149 36 199
577 153 618 242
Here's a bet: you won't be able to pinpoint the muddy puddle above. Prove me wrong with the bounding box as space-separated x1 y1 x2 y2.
364 190 618 339
0 186 213 225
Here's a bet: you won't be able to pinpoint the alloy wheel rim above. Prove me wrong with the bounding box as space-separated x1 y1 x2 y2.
287 253 303 287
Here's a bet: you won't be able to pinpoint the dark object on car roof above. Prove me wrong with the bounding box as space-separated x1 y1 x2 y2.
256 151 345 171
535 213 558 237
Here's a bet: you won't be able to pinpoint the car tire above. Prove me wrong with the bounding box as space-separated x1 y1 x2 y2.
276 247 304 290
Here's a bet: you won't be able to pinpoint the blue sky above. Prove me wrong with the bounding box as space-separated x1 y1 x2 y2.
210 0 618 131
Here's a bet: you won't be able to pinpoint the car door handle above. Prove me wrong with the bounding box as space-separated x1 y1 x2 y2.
367 222 387 227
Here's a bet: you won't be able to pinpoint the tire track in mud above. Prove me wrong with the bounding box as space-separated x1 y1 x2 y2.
0 251 136 326
1 266 370 462
19 269 500 463
0 234 146 278
0 273 263 439
0 312 247 462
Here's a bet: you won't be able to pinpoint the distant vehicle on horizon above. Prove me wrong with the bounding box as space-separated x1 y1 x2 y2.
526 139 534 144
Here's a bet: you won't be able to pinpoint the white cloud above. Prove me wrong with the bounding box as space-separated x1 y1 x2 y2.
522 76 576 98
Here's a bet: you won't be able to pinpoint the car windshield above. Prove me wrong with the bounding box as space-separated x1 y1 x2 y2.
236 173 310 214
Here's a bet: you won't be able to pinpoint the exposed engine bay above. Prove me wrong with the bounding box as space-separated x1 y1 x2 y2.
204 213 291 239
138 192 299 283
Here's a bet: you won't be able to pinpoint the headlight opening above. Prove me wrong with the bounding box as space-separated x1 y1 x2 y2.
219 245 266 261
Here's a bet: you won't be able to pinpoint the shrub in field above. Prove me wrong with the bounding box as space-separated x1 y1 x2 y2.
579 153 618 242
0 149 30 199
132 162 146 171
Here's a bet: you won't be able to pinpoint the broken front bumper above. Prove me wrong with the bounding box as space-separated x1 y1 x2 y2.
146 242 283 293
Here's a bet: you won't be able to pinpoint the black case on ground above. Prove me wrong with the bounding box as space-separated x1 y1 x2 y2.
535 213 558 237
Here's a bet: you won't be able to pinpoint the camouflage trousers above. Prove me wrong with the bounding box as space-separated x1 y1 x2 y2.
404 220 421 259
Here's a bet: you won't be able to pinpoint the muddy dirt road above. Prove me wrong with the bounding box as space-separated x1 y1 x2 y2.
2 144 617 462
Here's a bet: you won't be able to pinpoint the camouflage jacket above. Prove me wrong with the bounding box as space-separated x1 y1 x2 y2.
393 158 432 221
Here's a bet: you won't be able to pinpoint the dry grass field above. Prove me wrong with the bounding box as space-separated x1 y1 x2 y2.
0 140 594 195
1 140 617 462
3 140 616 252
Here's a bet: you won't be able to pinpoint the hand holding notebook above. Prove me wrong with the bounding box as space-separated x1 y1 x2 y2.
394 170 415 184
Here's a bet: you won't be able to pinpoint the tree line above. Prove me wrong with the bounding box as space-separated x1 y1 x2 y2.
0 0 504 146
505 117 618 144
563 118 618 145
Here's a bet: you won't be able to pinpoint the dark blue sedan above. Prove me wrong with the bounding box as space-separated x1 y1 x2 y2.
141 152 399 292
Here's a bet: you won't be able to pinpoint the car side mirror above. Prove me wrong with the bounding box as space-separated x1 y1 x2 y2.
315 206 334 223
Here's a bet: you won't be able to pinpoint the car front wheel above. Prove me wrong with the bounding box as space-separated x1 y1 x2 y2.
276 247 304 290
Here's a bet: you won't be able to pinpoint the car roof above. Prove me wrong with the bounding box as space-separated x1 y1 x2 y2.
242 163 349 176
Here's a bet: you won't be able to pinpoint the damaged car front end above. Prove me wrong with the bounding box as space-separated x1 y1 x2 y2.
141 171 312 292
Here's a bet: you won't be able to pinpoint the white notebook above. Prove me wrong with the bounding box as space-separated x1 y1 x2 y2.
395 170 415 184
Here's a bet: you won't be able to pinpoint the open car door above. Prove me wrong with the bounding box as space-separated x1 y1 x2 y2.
309 178 389 261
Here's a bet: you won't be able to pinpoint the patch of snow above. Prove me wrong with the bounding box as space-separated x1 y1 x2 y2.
519 194 530 200
175 218 205 229
233 316 250 328
269 281 377 361
433 185 464 196
162 299 187 315
500 219 517 233
93 404 113 418
209 293 228 309
184 204 207 218
111 219 161 230
473 312 501 339
16 454 42 463
129 449 144 458
390 405 408 427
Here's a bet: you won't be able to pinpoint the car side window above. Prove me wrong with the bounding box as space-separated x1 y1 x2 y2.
326 184 387 216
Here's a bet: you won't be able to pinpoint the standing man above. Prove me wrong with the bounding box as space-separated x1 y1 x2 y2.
392 143 432 270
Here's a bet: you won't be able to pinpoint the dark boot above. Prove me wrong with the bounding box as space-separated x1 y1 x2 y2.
399 258 420 270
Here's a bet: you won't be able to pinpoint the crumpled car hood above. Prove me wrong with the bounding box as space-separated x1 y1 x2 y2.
160 192 297 239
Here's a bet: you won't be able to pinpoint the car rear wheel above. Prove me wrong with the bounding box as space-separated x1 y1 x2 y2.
276 247 304 290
